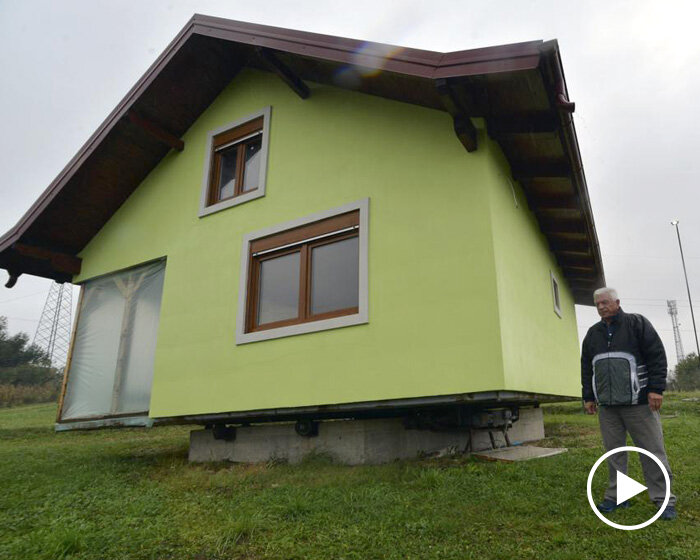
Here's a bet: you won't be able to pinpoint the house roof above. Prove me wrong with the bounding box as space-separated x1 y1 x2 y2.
0 14 604 304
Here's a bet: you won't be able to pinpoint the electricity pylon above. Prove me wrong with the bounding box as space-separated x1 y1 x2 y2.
33 282 73 370
667 300 685 363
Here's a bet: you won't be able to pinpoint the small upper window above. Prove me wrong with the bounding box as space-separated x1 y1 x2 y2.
199 107 270 217
551 272 562 317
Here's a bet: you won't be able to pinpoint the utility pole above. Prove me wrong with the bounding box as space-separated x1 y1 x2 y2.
667 300 685 363
671 220 700 357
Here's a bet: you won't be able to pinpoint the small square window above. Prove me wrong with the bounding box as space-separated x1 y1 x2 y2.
236 199 369 344
551 272 562 317
199 107 270 217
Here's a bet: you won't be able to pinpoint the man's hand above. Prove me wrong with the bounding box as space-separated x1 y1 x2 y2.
584 401 597 415
648 392 663 412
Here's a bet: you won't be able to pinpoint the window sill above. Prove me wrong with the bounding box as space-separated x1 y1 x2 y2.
236 311 368 344
198 188 265 218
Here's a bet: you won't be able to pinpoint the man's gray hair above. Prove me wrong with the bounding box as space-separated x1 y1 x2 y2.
593 287 619 301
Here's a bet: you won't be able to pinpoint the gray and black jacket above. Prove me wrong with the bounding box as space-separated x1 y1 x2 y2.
581 309 667 406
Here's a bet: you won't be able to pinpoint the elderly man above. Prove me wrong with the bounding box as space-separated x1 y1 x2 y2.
581 287 677 520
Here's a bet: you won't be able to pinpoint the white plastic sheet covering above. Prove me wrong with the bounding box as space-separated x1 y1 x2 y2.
61 260 166 421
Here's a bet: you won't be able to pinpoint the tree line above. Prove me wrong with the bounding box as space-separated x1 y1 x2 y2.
0 317 61 406
669 353 700 392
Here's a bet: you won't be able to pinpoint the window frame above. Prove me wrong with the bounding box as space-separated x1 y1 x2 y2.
199 106 271 218
551 271 562 318
236 199 369 344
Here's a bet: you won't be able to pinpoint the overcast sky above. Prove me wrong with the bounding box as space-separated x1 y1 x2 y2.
1 0 699 368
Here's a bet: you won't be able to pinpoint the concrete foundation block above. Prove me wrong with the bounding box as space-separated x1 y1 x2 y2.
189 406 545 465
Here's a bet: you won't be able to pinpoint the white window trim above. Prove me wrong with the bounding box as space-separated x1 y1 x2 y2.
198 106 271 218
551 270 562 318
236 198 370 344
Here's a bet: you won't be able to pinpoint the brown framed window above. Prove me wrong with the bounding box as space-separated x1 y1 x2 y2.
208 116 263 204
246 211 360 333
199 107 271 218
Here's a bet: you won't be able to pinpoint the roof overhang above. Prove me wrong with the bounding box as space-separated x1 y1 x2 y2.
0 14 604 304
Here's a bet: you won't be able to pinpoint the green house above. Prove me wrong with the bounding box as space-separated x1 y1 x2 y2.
0 16 604 433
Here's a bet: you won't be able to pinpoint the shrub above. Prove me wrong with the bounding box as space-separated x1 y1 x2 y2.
670 353 700 391
0 382 60 407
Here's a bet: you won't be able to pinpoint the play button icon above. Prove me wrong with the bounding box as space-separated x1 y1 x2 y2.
616 471 647 504
587 445 671 530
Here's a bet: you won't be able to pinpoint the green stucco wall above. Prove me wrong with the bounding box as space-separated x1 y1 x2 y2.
485 139 580 398
75 68 578 418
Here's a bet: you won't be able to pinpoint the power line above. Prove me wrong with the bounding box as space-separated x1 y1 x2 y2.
577 296 700 304
625 297 699 302
577 324 697 333
0 290 48 304
604 254 700 260
616 302 700 308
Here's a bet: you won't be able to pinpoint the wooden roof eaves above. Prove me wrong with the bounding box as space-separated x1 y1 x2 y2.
538 40 605 304
191 16 442 66
191 15 543 79
0 19 199 256
0 17 548 259
0 17 603 298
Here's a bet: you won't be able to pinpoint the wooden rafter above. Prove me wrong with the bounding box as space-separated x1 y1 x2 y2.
13 243 81 276
535 208 583 221
511 161 570 179
127 111 184 152
570 278 600 288
256 47 310 99
435 78 477 152
562 265 596 274
488 112 559 135
549 238 591 254
539 218 587 235
4 271 20 288
529 194 579 211
558 253 595 267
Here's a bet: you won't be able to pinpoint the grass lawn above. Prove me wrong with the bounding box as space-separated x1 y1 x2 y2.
1 394 698 560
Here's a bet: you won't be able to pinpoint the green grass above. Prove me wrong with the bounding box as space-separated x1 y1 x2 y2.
1 395 699 559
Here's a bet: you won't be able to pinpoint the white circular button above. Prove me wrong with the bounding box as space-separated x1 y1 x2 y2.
586 446 670 530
